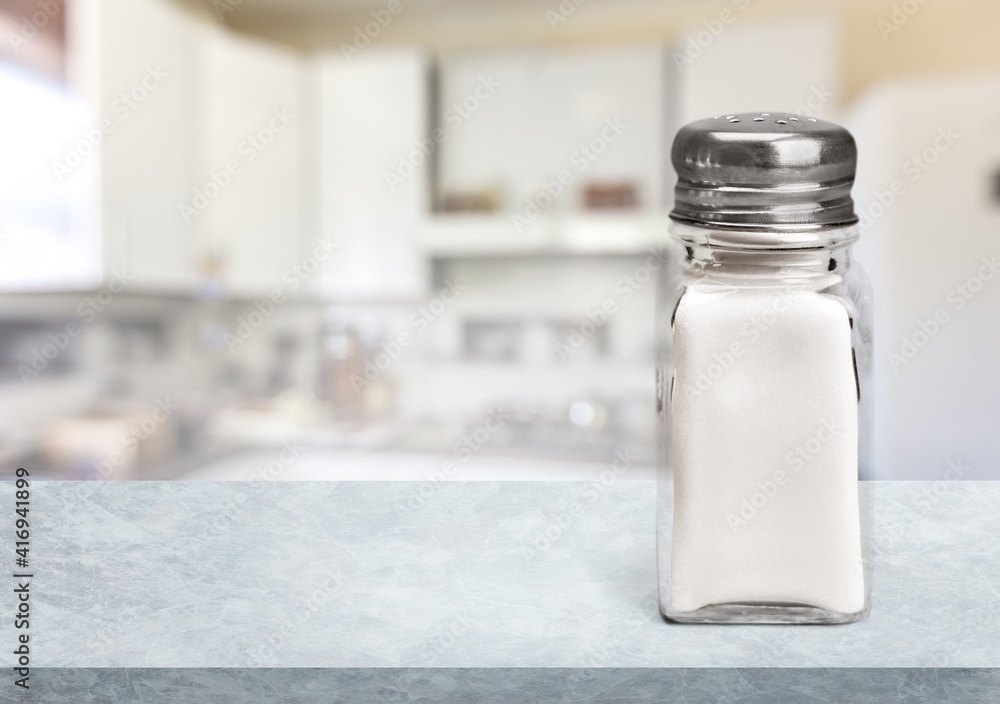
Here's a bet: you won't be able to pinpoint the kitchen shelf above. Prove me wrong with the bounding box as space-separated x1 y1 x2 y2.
422 212 670 258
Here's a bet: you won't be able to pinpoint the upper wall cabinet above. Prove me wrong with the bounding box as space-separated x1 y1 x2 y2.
62 0 307 297
67 0 201 291
435 47 667 217
669 19 840 125
197 27 305 297
311 50 429 300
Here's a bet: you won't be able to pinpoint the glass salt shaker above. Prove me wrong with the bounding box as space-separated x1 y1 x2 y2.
656 112 873 624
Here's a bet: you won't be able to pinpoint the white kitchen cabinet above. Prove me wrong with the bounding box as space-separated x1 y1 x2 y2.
197 27 306 297
65 0 307 297
311 49 429 300
66 0 201 291
669 19 840 125
437 47 666 214
432 46 666 254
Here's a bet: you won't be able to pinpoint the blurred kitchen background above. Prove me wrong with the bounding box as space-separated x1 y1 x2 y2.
0 0 998 480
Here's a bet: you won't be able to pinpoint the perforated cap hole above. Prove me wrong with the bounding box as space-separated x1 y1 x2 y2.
807 118 818 122
789 117 799 121
775 120 787 125
728 118 740 123
752 117 764 122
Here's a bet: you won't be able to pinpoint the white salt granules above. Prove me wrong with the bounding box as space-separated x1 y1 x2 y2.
670 282 864 615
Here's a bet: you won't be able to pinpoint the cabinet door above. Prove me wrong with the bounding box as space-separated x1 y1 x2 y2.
313 50 429 300
199 29 305 297
70 0 200 291
437 47 666 216
670 19 840 125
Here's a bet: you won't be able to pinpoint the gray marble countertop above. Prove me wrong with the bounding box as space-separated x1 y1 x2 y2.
5 480 999 668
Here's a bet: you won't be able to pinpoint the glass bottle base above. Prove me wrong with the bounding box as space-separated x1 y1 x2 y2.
661 601 868 625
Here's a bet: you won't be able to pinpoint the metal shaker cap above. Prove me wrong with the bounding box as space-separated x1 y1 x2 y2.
670 112 858 231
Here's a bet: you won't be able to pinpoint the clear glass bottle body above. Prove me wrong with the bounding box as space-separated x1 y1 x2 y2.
656 223 873 624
